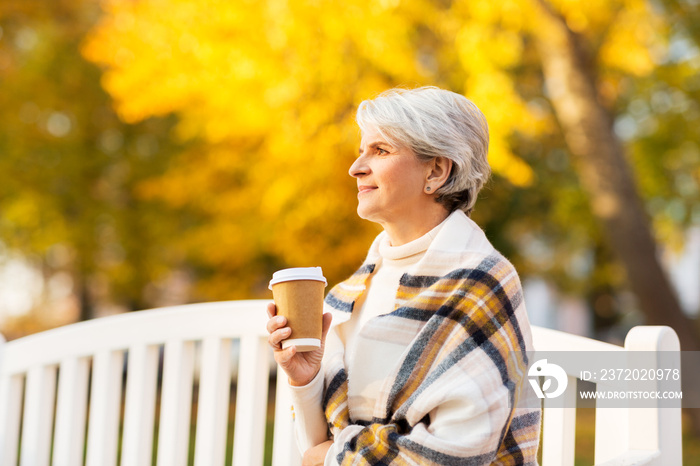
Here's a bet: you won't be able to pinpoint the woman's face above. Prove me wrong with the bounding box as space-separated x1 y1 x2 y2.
349 126 431 228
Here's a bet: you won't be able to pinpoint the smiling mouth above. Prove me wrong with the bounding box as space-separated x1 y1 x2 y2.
358 186 376 195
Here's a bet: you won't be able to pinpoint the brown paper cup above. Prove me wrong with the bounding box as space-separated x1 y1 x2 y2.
269 267 327 352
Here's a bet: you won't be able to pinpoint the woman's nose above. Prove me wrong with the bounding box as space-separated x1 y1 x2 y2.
349 155 368 178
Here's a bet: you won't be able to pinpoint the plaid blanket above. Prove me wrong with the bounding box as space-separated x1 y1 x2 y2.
321 212 541 465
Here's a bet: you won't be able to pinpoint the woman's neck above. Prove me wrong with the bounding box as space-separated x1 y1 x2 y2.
381 208 450 247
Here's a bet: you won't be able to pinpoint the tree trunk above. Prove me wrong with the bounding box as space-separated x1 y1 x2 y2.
76 272 94 322
532 0 700 435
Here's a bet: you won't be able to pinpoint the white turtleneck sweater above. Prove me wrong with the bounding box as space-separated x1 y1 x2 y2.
289 218 448 462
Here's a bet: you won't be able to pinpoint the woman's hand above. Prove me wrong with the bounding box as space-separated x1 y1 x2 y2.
266 302 332 387
302 440 333 466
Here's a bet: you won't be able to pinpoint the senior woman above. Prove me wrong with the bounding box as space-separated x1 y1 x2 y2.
266 86 540 465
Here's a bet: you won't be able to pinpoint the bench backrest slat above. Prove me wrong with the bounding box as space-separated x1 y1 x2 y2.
85 350 124 466
0 373 23 466
20 365 57 466
156 340 195 466
541 374 577 466
193 337 233 466
52 356 90 466
121 344 160 466
234 335 271 466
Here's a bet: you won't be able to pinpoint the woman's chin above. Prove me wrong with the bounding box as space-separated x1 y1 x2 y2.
356 208 370 221
356 205 378 223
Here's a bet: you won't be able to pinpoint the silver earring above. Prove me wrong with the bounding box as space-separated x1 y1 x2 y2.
426 186 431 192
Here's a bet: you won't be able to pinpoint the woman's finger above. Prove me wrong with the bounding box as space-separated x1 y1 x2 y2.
268 327 291 348
266 302 277 319
321 312 332 340
266 315 287 334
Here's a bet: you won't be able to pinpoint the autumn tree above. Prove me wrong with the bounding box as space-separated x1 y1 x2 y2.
80 0 538 298
524 0 700 432
0 0 186 323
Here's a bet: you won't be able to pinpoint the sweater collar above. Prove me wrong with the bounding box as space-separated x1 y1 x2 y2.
378 216 447 261
367 210 493 261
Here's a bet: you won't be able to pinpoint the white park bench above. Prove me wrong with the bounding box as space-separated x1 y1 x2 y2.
0 300 682 466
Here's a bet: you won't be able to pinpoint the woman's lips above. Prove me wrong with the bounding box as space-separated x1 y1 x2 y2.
358 185 376 196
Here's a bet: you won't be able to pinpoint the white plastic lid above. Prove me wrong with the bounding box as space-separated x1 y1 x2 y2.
268 267 327 289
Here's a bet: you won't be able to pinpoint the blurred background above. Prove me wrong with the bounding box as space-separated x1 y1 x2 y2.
1 0 699 456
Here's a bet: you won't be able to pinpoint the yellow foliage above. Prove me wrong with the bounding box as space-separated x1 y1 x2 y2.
531 0 664 79
599 1 661 76
546 0 617 32
489 140 536 187
2 195 69 252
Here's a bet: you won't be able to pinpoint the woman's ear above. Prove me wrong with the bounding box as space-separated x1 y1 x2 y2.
425 157 453 191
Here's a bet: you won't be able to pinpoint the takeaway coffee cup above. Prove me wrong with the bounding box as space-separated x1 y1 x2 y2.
269 267 327 352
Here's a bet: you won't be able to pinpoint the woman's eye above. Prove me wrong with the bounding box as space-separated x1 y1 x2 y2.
378 148 388 155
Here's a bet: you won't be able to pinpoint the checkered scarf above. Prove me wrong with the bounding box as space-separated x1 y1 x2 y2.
321 213 541 465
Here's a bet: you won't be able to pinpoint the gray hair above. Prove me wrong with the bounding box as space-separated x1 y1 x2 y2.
356 86 491 215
